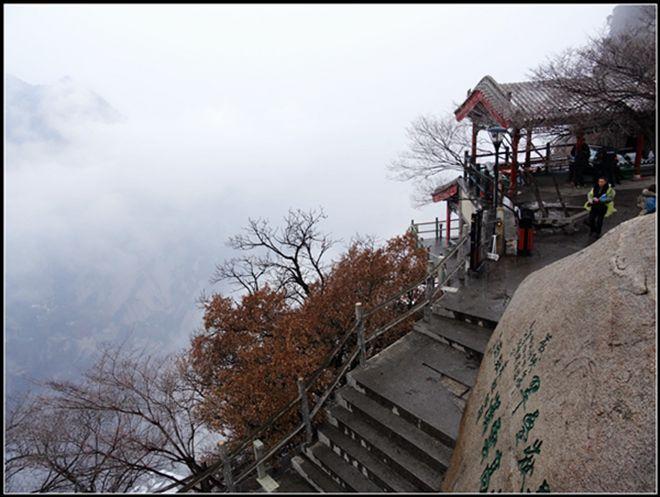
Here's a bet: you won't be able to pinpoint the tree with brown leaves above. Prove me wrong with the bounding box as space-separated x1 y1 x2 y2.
190 227 427 448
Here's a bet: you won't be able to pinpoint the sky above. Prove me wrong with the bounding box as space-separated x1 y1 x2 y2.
3 4 618 392
5 4 616 239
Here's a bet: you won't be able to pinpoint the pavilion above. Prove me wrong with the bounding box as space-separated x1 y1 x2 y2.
453 74 654 192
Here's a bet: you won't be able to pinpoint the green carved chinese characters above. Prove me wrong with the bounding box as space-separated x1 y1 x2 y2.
513 375 540 414
516 409 539 446
518 439 543 492
479 449 502 493
482 392 501 434
481 417 501 462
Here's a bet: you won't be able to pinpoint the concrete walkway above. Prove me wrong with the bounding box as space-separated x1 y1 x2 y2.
439 176 655 324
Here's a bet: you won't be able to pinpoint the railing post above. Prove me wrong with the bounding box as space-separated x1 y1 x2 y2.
545 142 551 173
458 212 465 280
218 441 235 493
458 234 467 281
253 439 267 480
435 217 439 241
411 219 419 249
297 377 313 446
355 302 366 367
425 259 435 319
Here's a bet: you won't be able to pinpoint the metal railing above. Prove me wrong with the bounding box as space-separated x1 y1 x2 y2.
463 162 519 215
157 234 471 493
409 218 461 243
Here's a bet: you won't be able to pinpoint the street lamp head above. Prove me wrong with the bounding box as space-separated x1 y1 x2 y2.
487 125 508 149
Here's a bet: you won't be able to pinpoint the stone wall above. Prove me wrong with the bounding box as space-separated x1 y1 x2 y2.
443 214 656 493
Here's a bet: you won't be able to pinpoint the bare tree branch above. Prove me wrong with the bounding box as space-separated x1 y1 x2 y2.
5 346 221 493
388 113 492 206
532 7 655 141
212 207 336 304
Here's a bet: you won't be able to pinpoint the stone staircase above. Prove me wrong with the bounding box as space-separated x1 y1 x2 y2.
292 300 498 492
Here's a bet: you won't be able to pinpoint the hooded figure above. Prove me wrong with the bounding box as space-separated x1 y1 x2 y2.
585 177 616 237
637 185 656 215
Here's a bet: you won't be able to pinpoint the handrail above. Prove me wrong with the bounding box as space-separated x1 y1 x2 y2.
364 235 468 320
414 229 460 236
365 300 427 344
309 348 361 419
233 423 305 485
162 233 471 493
411 220 459 228
473 141 576 159
463 164 518 213
303 322 357 388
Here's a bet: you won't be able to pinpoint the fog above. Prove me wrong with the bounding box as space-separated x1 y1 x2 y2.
4 4 616 395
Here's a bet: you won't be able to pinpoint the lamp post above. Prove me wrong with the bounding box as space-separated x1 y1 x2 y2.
488 125 508 207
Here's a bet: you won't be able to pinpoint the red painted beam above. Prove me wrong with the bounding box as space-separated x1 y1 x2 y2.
455 90 509 128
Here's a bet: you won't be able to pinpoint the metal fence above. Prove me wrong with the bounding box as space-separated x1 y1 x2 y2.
409 218 461 245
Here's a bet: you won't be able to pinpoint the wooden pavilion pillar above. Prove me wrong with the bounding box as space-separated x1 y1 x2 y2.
524 128 533 167
633 133 644 180
446 200 451 245
470 123 479 165
509 128 521 197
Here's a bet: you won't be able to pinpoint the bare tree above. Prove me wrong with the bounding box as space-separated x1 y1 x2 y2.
388 113 491 206
532 6 656 141
5 392 149 493
5 346 222 493
211 207 335 305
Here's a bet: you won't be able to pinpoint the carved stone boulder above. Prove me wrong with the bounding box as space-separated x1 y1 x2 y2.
443 214 656 493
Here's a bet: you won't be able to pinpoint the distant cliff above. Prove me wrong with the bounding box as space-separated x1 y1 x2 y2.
443 214 656 493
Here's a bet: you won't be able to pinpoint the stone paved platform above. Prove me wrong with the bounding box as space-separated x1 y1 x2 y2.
436 177 654 323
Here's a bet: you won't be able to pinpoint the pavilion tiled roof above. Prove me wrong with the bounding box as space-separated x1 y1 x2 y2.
454 75 650 130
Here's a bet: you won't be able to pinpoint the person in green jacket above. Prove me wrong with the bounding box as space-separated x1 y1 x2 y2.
585 176 616 238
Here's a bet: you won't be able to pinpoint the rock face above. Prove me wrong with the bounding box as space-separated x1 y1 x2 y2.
443 214 656 493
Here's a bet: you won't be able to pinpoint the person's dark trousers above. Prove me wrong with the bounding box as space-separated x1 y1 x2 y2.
574 162 585 187
589 203 607 236
568 162 576 184
605 166 616 186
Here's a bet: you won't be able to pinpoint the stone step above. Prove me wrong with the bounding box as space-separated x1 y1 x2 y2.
291 455 344 493
410 321 482 387
327 403 444 491
346 332 467 445
415 313 492 357
335 385 453 470
433 294 501 329
318 424 419 492
306 442 382 493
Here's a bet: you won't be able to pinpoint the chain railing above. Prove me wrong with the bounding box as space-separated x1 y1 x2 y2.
156 233 471 494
